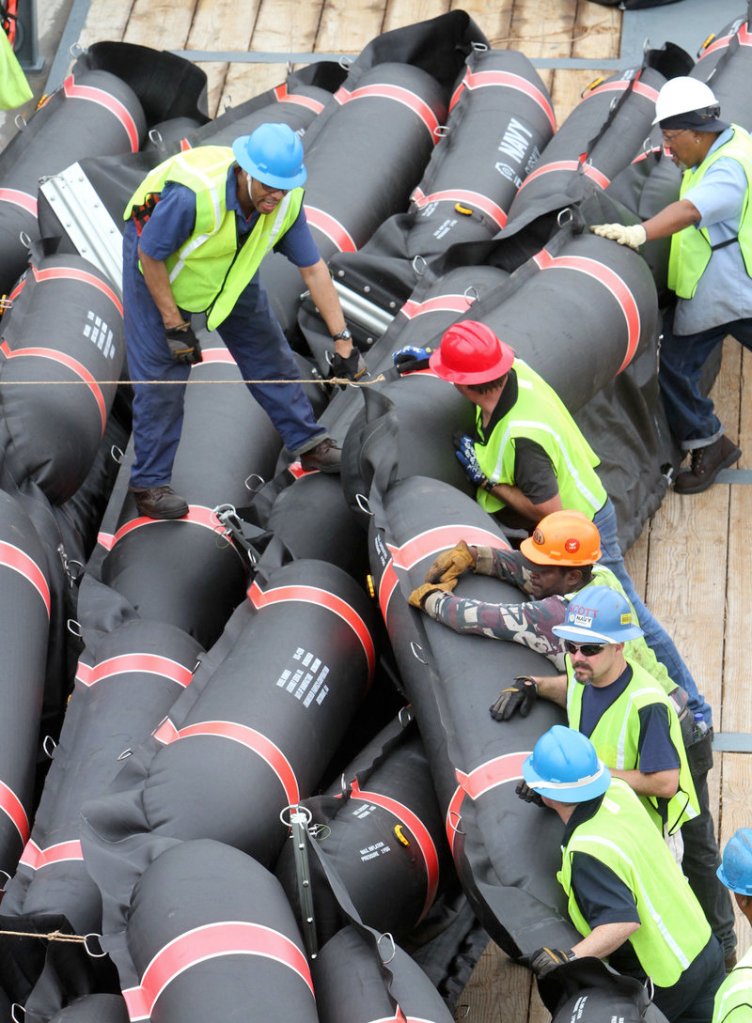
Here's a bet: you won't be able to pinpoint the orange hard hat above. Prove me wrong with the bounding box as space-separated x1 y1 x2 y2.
519 510 602 567
429 320 514 385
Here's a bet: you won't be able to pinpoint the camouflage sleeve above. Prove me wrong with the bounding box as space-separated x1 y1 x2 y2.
422 590 568 670
474 546 535 596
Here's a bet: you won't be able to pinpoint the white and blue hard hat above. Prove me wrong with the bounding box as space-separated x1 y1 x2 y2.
523 725 611 803
717 828 752 896
232 123 307 190
552 584 644 645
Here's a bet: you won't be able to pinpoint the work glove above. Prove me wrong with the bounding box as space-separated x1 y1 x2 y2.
590 223 647 250
454 433 496 492
165 322 203 365
520 947 576 978
393 345 432 373
515 779 545 808
425 539 477 584
328 348 367 384
408 578 457 609
489 676 538 721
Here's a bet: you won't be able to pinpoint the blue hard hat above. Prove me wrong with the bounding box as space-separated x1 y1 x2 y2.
717 828 752 895
523 725 611 803
552 584 644 644
232 123 307 190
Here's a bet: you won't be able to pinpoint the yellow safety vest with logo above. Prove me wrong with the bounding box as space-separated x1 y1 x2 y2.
566 656 699 835
712 945 752 1023
668 124 752 300
124 146 305 330
473 360 607 517
558 777 711 988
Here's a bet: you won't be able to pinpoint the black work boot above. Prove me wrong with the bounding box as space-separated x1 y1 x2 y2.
300 439 342 474
130 485 189 519
674 435 741 495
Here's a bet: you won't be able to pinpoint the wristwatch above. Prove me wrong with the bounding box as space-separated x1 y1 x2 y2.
332 328 352 342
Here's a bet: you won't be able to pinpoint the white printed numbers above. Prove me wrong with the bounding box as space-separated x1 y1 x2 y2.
274 647 330 707
83 309 115 359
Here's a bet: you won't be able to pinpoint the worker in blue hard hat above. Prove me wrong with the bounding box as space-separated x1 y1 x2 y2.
519 725 725 1023
122 122 363 519
713 829 752 1023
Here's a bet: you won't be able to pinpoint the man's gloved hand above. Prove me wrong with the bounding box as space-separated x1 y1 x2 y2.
329 349 367 383
520 947 576 978
408 578 457 609
393 346 431 373
489 676 538 721
515 779 545 807
590 223 647 250
165 322 203 365
425 539 477 584
454 434 496 492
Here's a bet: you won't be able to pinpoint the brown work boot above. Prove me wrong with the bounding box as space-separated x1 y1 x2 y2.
130 485 189 519
673 435 741 495
300 438 342 474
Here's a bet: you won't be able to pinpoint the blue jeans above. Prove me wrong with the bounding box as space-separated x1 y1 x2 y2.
659 308 752 449
593 499 712 725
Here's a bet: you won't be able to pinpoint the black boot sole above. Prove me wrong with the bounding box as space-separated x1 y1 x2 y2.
674 446 742 495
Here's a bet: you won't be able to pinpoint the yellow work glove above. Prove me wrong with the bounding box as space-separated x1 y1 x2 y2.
408 579 457 609
424 540 477 584
590 223 647 250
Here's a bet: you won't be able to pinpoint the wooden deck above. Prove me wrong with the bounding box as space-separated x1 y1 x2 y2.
37 0 752 1019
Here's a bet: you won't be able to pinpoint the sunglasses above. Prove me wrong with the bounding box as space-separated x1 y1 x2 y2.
661 129 689 143
563 640 607 657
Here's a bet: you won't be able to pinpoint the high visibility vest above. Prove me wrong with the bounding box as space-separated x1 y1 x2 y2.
567 657 699 835
712 945 752 1023
125 146 305 329
668 125 752 300
558 778 711 988
569 566 675 695
473 360 607 516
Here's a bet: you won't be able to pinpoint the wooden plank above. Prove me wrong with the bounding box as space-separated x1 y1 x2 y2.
121 0 197 48
451 0 514 51
718 754 752 959
624 532 648 604
315 0 386 55
723 483 752 734
384 0 451 35
78 0 135 49
455 941 537 1023
219 64 293 115
187 0 260 118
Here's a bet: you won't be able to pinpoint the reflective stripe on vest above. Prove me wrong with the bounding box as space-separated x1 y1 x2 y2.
557 778 711 988
566 657 699 834
712 945 752 1023
124 146 304 329
473 360 607 516
668 125 752 299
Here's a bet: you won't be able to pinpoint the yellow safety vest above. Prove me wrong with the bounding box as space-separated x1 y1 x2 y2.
558 778 711 988
712 945 752 1023
125 146 305 329
668 124 752 300
567 657 699 834
473 360 607 517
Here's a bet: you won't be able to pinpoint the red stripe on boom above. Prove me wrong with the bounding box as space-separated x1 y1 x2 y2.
698 21 752 59
19 839 83 870
32 264 123 316
0 539 51 616
517 159 610 192
154 717 300 804
0 339 107 433
304 206 357 252
63 74 140 152
0 781 30 845
586 79 659 103
121 921 313 1020
110 506 230 549
533 248 640 372
273 83 325 113
411 186 507 230
0 188 37 216
247 581 376 679
335 83 439 141
387 525 504 571
76 654 192 689
378 560 400 621
399 294 472 320
445 751 529 855
350 779 440 920
450 69 556 131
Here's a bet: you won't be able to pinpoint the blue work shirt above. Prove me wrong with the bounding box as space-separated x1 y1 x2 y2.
137 165 320 268
675 126 752 335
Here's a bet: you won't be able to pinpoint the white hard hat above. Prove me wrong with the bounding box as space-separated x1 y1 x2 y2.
652 77 720 126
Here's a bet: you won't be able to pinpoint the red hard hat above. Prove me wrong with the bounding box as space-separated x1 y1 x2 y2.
429 320 515 385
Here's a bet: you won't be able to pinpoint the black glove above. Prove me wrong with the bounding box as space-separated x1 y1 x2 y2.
520 947 575 978
489 676 538 721
515 779 545 808
329 348 367 384
165 323 202 365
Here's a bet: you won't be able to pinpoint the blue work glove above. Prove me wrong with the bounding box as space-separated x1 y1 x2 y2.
454 434 496 492
393 345 431 373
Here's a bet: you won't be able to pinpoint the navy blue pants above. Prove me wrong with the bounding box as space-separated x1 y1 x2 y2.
123 222 325 489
